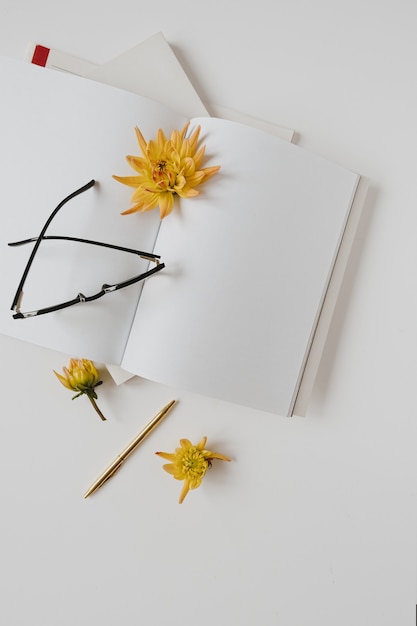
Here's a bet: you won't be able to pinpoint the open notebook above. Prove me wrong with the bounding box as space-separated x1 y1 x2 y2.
25 33 296 386
0 55 367 416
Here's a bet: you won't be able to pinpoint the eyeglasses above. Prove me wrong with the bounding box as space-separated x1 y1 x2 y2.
9 179 164 319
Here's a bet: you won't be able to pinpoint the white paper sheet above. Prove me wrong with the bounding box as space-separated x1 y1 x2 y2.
122 117 359 415
0 57 187 363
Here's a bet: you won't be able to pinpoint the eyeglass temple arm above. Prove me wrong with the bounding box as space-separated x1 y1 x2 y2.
10 179 96 311
8 235 160 262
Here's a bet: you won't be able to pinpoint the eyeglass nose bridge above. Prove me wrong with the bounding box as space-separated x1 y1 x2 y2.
102 284 117 294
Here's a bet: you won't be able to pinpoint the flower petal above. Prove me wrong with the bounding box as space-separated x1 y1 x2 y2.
192 146 206 169
178 480 191 504
53 370 73 390
120 203 143 215
187 126 201 153
162 463 177 475
156 451 177 462
112 174 142 188
207 452 231 462
126 155 150 172
201 165 221 182
178 122 190 141
135 126 149 155
196 436 208 450
158 192 175 220
176 187 200 199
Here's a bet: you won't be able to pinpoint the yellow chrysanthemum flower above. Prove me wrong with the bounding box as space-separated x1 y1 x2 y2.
113 123 220 219
54 358 106 421
156 436 231 503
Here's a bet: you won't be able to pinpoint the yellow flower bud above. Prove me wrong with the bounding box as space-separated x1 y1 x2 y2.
54 358 106 421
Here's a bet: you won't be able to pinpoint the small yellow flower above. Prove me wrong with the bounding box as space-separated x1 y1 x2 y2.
113 123 220 219
53 358 107 421
156 436 231 503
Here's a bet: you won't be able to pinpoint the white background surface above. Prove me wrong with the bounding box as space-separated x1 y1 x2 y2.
0 1 416 624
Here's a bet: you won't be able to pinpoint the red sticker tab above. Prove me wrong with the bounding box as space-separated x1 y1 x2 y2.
31 45 50 67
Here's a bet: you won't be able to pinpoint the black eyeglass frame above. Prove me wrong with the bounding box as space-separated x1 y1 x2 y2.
9 179 165 319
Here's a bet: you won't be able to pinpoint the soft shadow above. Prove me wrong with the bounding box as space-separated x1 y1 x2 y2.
309 184 379 411
290 131 301 145
170 44 212 112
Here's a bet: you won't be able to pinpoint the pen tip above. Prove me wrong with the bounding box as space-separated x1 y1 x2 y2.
162 399 176 411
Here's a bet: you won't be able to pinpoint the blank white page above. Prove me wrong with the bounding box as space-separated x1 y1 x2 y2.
122 117 359 415
0 57 187 363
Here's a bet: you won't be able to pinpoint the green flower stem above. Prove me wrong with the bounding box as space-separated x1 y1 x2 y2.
87 393 107 421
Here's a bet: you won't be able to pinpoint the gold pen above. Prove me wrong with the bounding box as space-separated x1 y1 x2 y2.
84 399 176 498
